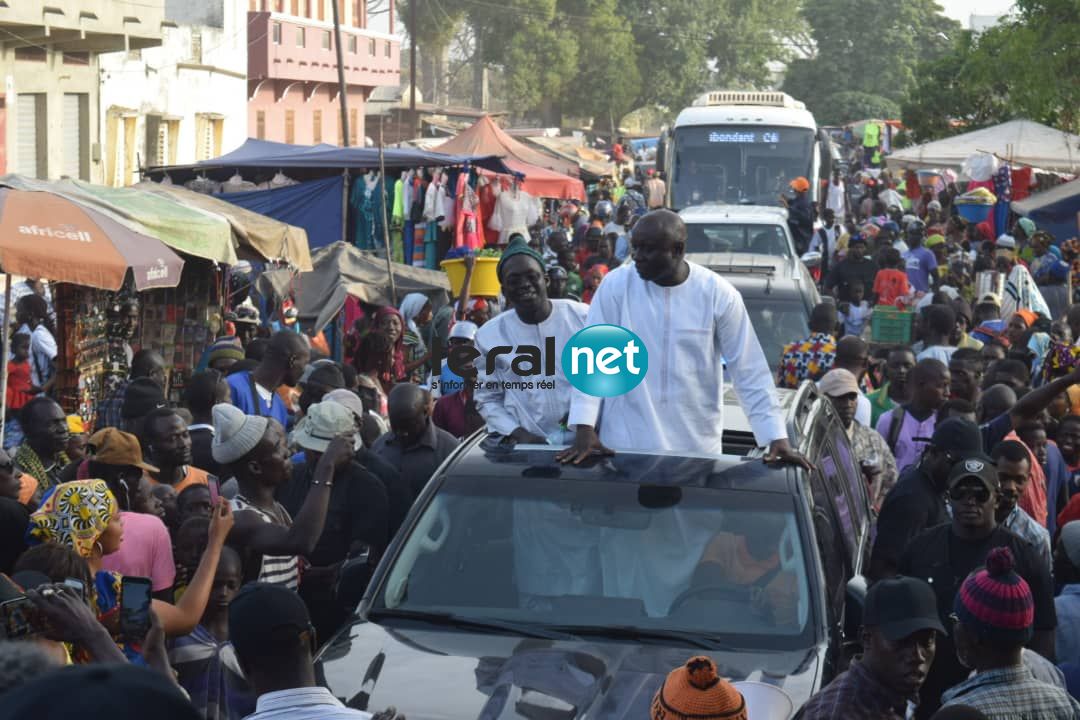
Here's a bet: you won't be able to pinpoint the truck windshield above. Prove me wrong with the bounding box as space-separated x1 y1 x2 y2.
374 474 815 650
671 126 815 208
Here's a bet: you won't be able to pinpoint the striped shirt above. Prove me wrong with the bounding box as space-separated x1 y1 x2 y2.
940 665 1080 719
230 494 300 590
246 687 372 720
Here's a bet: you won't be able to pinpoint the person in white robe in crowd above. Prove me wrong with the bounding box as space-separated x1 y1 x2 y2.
558 209 812 469
474 236 589 444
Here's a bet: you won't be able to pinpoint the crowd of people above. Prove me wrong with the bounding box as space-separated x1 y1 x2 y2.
1 152 1080 720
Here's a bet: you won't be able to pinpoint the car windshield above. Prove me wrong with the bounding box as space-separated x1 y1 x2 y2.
685 222 792 259
742 297 809 372
373 473 814 650
671 126 815 208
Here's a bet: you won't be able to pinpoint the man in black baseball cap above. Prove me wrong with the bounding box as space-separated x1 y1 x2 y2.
870 418 984 580
898 453 1057 718
228 582 377 719
797 576 944 719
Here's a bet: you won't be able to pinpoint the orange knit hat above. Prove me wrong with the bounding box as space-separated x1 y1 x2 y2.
651 656 747 720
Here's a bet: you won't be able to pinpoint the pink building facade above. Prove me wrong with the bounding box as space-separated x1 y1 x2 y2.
247 1 399 146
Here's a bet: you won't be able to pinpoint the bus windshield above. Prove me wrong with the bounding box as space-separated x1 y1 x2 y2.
671 125 815 209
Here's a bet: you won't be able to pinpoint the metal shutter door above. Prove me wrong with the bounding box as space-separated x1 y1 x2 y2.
16 94 39 177
62 93 81 179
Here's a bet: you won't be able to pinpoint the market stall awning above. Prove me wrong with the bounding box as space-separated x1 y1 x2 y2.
1011 179 1080 242
525 136 615 179
479 158 586 201
260 241 449 333
59 180 238 265
135 182 313 271
0 177 184 290
1 175 237 265
144 138 515 183
432 115 581 177
886 120 1080 175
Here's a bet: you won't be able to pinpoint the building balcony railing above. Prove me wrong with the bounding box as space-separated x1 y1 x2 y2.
248 11 399 89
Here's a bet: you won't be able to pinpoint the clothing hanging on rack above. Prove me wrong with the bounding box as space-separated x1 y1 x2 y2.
478 178 499 246
489 182 540 244
350 171 383 250
454 168 484 250
185 174 220 194
391 174 406 263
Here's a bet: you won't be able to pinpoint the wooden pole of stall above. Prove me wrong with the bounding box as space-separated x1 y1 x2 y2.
0 274 11 449
378 120 398 306
341 169 350 243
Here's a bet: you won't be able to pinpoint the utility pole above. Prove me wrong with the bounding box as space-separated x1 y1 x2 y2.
409 0 418 139
331 0 350 147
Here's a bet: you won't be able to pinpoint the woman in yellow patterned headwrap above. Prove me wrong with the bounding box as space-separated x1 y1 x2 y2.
28 479 122 559
28 479 235 644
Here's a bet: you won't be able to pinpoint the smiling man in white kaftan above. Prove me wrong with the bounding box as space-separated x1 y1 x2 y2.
474 237 588 444
560 210 811 467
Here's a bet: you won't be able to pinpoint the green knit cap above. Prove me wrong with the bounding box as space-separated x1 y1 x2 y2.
496 235 545 279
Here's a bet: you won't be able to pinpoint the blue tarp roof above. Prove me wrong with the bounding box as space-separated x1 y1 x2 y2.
145 138 514 182
1012 179 1080 244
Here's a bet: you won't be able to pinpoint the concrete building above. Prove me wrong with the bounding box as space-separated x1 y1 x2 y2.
99 1 248 186
247 1 400 147
0 1 166 182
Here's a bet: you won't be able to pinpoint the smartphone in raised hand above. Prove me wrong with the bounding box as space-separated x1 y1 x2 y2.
119 576 153 642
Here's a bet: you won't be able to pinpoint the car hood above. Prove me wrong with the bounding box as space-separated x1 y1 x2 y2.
316 617 822 720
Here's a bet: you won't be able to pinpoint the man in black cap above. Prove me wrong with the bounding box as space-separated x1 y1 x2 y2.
546 265 570 300
297 362 346 417
120 376 168 437
93 349 166 433
229 582 384 720
869 418 984 581
795 576 944 719
898 455 1056 718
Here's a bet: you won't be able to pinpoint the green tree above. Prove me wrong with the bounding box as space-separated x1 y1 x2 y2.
398 0 466 104
902 0 1079 141
817 91 901 125
783 0 959 116
625 0 713 110
560 0 639 130
707 0 805 89
900 31 1011 142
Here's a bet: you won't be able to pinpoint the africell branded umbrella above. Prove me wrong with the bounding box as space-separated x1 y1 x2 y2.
0 185 184 291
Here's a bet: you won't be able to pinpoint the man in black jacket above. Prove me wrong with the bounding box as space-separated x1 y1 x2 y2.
783 176 814 254
898 455 1056 718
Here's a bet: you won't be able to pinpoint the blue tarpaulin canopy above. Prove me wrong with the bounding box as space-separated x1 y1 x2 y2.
1012 179 1080 243
217 175 343 252
145 138 514 183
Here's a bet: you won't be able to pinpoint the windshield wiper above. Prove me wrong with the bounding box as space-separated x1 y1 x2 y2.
550 625 739 651
367 608 576 640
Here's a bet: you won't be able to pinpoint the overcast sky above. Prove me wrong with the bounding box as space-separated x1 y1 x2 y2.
937 0 1014 23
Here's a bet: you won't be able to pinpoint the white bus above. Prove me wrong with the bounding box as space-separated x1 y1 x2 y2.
660 91 833 210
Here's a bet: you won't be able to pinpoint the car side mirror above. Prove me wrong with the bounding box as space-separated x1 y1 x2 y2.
800 251 822 268
336 551 376 610
844 575 867 642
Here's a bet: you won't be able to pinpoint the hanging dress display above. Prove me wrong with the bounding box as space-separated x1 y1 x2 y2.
454 169 485 250
488 183 540 244
391 174 406 263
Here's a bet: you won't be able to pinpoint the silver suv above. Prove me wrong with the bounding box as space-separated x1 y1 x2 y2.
679 205 822 373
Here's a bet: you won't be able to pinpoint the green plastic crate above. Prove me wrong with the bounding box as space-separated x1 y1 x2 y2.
871 305 913 344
